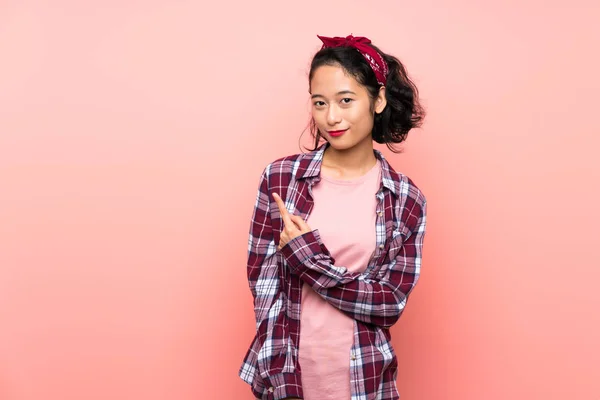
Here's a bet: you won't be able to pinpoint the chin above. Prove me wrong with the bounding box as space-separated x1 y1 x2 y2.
326 140 356 152
327 133 368 149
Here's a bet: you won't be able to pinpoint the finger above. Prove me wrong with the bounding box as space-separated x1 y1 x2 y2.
271 193 286 216
289 214 310 231
272 193 294 228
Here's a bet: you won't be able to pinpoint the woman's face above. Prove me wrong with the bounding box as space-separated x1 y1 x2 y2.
309 64 386 151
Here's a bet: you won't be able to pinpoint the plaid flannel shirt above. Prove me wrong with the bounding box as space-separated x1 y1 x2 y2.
238 141 427 400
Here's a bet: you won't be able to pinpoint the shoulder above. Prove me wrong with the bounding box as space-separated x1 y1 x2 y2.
263 152 305 178
403 174 427 208
382 157 426 211
384 166 427 233
260 147 320 185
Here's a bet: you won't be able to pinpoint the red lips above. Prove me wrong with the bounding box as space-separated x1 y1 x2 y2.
328 129 348 137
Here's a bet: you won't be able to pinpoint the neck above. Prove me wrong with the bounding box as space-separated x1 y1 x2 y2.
322 135 377 173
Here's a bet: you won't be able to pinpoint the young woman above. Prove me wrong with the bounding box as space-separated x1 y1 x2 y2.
238 34 427 400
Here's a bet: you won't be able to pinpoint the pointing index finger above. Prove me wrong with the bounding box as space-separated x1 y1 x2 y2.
272 193 292 227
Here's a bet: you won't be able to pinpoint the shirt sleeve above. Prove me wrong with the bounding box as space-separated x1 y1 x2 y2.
280 195 427 329
246 165 280 329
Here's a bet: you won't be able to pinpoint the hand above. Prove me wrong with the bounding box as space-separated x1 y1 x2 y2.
272 192 312 251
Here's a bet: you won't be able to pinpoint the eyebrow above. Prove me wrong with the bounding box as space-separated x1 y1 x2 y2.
310 90 357 99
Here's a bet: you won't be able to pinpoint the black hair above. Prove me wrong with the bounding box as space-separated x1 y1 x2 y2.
302 42 425 153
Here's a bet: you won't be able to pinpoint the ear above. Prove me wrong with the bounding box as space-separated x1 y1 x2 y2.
374 86 387 114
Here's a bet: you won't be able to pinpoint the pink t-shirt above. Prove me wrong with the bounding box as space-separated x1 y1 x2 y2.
299 159 381 400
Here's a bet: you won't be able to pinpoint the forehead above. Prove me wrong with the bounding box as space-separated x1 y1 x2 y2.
310 64 365 95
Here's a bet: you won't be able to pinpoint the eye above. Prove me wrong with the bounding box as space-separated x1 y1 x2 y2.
341 98 353 104
313 101 326 107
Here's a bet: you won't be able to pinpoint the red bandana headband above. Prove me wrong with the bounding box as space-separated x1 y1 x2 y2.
317 34 389 86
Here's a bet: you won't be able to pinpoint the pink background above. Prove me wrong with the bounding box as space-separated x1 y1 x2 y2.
1 1 599 399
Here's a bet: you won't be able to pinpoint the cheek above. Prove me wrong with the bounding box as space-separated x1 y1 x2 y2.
349 105 374 126
311 110 327 127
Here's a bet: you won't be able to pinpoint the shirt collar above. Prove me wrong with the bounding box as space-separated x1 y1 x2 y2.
295 141 399 197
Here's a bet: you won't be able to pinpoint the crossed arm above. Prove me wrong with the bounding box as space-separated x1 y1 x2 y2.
247 167 427 329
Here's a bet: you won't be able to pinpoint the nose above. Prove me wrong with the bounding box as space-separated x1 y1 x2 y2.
326 104 342 126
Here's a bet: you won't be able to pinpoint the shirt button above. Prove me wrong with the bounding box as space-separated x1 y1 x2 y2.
268 386 274 393
377 211 383 216
379 244 385 249
351 354 356 360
